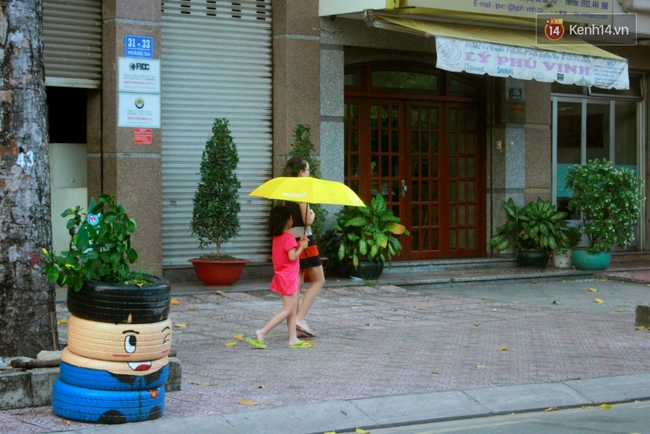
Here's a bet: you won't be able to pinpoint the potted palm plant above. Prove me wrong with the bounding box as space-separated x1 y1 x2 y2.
566 159 644 270
489 197 569 267
334 194 409 280
189 118 249 285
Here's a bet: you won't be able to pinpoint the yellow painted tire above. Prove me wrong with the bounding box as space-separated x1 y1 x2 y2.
67 315 172 362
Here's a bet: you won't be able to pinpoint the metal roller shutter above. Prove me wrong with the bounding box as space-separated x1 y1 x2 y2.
43 0 102 88
161 0 273 266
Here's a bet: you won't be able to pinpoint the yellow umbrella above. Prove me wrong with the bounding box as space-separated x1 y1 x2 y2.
249 177 365 207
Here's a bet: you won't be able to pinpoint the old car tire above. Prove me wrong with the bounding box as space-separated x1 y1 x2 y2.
67 275 171 324
52 378 164 424
67 316 172 362
60 348 169 391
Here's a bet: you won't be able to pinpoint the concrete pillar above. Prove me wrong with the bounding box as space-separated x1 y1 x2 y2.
88 0 162 275
273 0 321 176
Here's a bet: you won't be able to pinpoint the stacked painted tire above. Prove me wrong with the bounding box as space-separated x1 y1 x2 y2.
53 275 172 424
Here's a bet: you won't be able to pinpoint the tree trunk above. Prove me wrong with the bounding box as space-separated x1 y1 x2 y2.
0 0 57 357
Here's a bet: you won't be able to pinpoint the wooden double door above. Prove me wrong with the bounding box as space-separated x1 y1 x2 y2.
343 99 485 260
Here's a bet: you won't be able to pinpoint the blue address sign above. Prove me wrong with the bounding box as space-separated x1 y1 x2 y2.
125 35 153 59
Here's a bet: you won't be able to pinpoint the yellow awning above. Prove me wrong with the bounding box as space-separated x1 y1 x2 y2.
373 16 629 89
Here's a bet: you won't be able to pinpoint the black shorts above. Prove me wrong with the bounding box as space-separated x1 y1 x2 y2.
297 235 322 269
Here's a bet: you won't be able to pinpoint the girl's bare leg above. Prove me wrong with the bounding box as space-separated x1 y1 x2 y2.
257 292 298 343
285 292 301 346
296 265 325 333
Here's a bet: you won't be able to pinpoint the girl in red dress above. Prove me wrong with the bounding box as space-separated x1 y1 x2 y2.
246 205 312 349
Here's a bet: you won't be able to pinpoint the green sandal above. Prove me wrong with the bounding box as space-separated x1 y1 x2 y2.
246 337 266 349
288 341 313 349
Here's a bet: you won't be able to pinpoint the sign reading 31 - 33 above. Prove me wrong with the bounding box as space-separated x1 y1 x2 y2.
118 57 161 93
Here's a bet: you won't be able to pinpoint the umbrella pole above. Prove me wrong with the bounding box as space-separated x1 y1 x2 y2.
303 203 309 236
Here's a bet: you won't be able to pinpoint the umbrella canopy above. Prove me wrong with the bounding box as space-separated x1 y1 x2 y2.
249 177 365 207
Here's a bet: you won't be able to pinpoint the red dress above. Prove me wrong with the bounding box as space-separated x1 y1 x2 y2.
270 232 299 295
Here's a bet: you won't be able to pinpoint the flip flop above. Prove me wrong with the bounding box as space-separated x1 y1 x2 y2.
296 324 315 338
288 341 313 349
245 337 266 349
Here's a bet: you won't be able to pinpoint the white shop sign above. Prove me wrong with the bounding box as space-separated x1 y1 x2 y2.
118 93 161 128
436 36 629 90
118 58 161 93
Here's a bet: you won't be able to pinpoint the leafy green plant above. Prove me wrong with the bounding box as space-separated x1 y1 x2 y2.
563 227 583 249
566 158 644 253
285 124 328 234
42 194 139 291
334 195 410 268
190 118 241 259
489 197 569 255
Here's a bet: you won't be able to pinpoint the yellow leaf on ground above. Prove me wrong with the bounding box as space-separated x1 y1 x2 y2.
581 405 592 409
636 326 645 330
170 299 180 305
258 385 265 389
492 308 498 312
324 431 336 434
601 277 609 281
356 429 369 434
432 371 442 375
188 306 196 311
238 399 258 406
616 308 625 312
593 297 604 303
482 297 489 300
351 306 359 309
224 341 237 347
588 287 598 292
475 365 485 368
233 334 244 340
216 290 225 295
57 318 68 325
416 307 427 310
545 406 559 412
498 346 509 351
174 323 187 328
599 403 612 409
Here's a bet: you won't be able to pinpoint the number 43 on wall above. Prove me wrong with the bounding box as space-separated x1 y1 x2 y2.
16 147 34 168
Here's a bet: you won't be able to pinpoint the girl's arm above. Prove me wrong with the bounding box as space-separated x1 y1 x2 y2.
298 202 315 227
288 236 309 261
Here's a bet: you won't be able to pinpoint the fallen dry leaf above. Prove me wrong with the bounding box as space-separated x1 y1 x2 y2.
188 306 196 311
356 429 369 434
588 287 598 292
57 318 68 325
432 370 442 375
616 308 625 312
636 326 645 330
216 290 225 295
475 323 480 327
174 323 187 328
545 406 559 412
224 341 237 347
492 308 498 312
391 308 398 312
498 346 509 351
233 334 244 340
599 403 612 409
601 277 609 281
170 299 180 305
475 365 485 368
351 306 359 309
593 297 604 303
258 385 265 389
581 405 592 409
238 399 258 406
416 307 427 310
189 382 211 386
482 296 489 300
324 431 336 434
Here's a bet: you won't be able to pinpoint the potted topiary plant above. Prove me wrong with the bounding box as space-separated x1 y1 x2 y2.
566 158 644 270
489 197 569 267
334 194 409 280
189 118 249 285
552 226 582 269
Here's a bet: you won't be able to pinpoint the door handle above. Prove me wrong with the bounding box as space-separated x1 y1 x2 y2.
401 180 408 198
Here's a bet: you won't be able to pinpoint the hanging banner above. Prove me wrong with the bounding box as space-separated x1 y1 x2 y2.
435 36 629 90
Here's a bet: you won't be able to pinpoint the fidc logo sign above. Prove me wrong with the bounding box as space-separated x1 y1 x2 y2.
129 62 151 71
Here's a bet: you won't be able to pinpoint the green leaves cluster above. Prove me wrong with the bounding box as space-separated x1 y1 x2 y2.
42 194 138 291
566 158 644 253
190 118 241 257
489 197 569 255
334 195 410 268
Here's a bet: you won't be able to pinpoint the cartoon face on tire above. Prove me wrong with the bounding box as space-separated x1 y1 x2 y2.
67 316 172 362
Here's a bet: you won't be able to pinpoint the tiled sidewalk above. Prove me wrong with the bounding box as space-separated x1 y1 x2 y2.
2 277 650 433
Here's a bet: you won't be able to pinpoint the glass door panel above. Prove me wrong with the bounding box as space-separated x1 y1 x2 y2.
585 102 611 162
556 101 582 217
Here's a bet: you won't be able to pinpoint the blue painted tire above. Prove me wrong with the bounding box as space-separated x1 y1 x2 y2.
52 378 164 424
60 348 169 391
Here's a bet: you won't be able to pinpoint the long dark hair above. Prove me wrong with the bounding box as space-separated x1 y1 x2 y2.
285 156 307 177
268 205 292 236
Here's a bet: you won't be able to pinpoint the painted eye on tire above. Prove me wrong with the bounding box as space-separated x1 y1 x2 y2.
124 335 137 354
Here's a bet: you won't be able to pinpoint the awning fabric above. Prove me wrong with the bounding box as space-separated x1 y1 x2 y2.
374 16 629 90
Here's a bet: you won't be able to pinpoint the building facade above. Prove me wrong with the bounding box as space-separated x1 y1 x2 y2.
45 0 650 278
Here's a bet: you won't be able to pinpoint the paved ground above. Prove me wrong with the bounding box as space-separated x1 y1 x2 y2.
2 269 650 433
